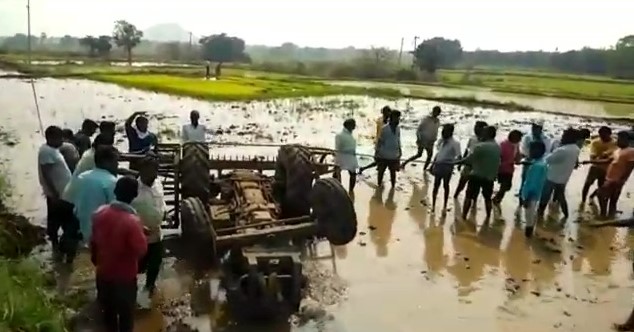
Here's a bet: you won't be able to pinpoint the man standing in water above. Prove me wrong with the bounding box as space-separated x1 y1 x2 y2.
520 141 548 238
537 128 580 221
375 111 402 188
181 110 207 143
595 131 634 219
91 176 147 332
430 123 461 213
334 119 359 193
401 106 442 171
131 155 166 308
38 126 73 255
493 130 523 206
73 146 119 244
459 126 501 221
454 121 488 198
359 106 391 174
519 121 551 201
74 119 99 157
581 126 616 205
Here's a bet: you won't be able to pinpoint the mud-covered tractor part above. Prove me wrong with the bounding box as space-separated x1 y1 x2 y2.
222 249 304 320
181 142 211 202
310 177 358 246
274 144 315 218
180 197 217 266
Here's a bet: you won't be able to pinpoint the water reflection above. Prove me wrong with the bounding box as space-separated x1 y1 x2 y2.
367 187 397 257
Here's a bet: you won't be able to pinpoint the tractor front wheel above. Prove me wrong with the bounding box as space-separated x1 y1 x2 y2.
310 178 357 246
180 197 217 267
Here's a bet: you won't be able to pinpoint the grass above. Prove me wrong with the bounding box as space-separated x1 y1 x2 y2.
0 169 70 332
438 69 634 104
87 73 398 101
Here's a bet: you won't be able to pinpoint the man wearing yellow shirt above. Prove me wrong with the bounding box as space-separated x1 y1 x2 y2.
581 126 617 204
359 106 392 173
131 155 166 308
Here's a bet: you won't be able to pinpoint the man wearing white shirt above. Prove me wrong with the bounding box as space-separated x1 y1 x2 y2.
181 110 207 143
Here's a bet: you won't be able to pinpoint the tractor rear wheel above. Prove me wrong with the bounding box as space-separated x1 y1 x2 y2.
180 197 217 267
181 142 210 202
310 177 357 246
274 144 314 218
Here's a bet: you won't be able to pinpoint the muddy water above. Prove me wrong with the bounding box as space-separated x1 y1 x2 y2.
2 73 634 332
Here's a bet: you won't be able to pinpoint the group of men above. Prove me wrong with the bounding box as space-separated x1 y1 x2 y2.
37 110 207 332
334 105 634 238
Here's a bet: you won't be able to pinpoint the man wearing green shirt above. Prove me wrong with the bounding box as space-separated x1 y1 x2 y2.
460 126 501 220
131 155 166 309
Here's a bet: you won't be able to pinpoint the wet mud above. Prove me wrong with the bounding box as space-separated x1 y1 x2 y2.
2 72 634 331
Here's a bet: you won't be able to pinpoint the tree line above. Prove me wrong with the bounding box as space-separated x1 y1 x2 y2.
1 23 633 79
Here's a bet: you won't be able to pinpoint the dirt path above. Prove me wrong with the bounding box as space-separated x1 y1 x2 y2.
2 73 634 332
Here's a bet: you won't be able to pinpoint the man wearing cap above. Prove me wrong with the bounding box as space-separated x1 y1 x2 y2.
519 121 551 200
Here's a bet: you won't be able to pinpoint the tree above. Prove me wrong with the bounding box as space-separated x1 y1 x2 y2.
413 37 463 73
59 35 77 50
199 33 247 77
95 35 112 57
112 20 143 65
79 36 98 57
609 35 634 79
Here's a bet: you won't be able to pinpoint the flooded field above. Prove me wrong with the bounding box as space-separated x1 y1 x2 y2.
2 72 634 332
330 80 633 119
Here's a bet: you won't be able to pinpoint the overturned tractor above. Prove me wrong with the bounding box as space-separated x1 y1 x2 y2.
121 142 357 319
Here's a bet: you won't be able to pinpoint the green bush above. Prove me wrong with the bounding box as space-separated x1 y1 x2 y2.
0 259 66 332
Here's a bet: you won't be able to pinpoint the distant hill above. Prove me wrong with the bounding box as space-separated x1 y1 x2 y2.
143 23 192 42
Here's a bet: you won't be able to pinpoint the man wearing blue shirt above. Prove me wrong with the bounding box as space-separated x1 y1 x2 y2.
73 146 119 244
519 121 551 197
375 111 402 188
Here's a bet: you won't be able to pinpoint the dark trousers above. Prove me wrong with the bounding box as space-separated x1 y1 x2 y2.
97 277 137 332
582 166 606 201
538 180 569 218
138 241 163 294
46 198 80 263
493 172 513 204
376 158 399 187
462 175 494 218
333 168 357 192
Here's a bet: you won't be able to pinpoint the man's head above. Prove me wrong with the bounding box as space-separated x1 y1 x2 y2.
44 126 64 148
508 129 523 144
529 141 546 160
441 123 454 139
381 106 391 119
560 128 578 146
482 126 497 141
94 145 119 175
135 116 149 133
99 121 116 136
432 106 441 118
138 154 159 186
578 128 591 141
114 176 139 204
81 119 99 136
598 126 612 142
190 110 200 125
91 133 115 149
531 121 544 137
343 118 356 132
62 128 75 142
617 131 630 148
389 110 401 126
474 121 488 138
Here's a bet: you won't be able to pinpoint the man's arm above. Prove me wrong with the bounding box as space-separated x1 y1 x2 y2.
125 111 144 134
40 164 61 199
181 125 188 142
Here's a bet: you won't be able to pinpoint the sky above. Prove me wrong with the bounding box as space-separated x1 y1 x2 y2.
0 0 632 51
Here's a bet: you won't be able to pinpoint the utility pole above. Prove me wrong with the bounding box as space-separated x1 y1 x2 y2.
398 37 404 66
26 0 32 65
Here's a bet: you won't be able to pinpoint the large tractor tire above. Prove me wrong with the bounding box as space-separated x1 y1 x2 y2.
180 197 217 267
274 144 315 218
181 142 211 202
310 178 357 246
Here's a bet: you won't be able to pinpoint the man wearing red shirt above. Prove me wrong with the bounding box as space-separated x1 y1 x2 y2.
493 130 523 205
91 176 147 332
